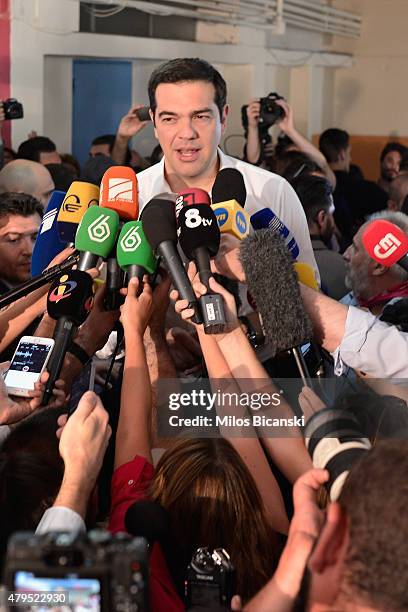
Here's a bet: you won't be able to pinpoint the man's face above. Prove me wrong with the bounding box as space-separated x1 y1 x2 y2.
89 144 111 158
31 168 55 209
0 214 41 284
39 150 61 165
152 80 228 186
381 150 401 182
343 226 374 299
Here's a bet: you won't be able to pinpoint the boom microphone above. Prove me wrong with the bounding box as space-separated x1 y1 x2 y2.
57 181 99 243
31 190 67 276
75 206 120 271
250 208 300 260
140 198 202 324
362 219 408 272
178 202 226 333
211 168 250 240
240 229 313 385
0 255 79 309
42 269 94 404
117 221 157 281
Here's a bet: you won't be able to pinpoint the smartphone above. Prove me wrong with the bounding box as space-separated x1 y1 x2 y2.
4 336 55 397
135 106 151 122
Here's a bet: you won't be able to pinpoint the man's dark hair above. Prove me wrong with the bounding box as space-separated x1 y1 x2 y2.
91 134 116 152
339 440 408 611
17 136 57 162
380 141 407 162
319 128 350 163
46 163 75 192
274 134 295 158
148 58 227 119
290 174 333 224
0 192 43 220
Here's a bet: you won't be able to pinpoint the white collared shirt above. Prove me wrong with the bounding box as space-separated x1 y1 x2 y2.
137 148 320 281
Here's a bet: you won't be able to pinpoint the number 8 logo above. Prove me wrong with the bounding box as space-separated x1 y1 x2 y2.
185 208 202 229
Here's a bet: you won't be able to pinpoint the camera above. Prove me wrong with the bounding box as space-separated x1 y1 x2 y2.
3 530 149 611
2 98 24 120
241 92 285 144
305 407 371 501
185 547 236 611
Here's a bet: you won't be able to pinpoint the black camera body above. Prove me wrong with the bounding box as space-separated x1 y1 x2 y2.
185 547 236 611
2 98 24 120
242 92 285 152
4 530 149 611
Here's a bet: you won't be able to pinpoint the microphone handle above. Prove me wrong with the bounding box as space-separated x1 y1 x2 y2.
42 317 76 405
291 346 313 389
0 255 79 309
105 257 124 311
194 247 212 288
77 251 99 272
158 241 202 324
127 264 147 280
397 253 408 272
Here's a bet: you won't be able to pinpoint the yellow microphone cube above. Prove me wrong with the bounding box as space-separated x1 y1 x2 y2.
58 182 100 225
211 200 250 240
294 262 319 290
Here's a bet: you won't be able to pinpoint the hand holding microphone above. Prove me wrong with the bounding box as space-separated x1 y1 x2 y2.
177 189 227 334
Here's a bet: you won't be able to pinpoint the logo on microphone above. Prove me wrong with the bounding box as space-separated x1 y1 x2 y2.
373 233 402 260
62 195 82 214
88 214 111 243
235 211 247 234
40 208 58 234
120 226 141 252
108 178 133 201
48 274 77 303
214 207 228 227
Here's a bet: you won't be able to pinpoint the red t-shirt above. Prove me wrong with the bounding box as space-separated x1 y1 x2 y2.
109 455 184 612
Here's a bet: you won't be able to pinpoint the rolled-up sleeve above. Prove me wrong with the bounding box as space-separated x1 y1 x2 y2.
36 507 86 534
332 306 408 379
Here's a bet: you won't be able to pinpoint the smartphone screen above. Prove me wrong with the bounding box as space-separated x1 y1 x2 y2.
4 341 53 391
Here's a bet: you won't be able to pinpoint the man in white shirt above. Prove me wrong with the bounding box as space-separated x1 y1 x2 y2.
136 58 318 279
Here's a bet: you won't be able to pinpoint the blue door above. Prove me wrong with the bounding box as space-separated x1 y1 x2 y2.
72 59 132 167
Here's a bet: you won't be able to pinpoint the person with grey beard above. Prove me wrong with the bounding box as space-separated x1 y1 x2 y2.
341 210 408 315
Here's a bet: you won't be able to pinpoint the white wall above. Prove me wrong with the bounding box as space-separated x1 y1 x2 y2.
331 0 408 136
10 0 352 156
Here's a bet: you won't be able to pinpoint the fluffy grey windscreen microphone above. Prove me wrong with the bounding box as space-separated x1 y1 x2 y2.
240 228 313 356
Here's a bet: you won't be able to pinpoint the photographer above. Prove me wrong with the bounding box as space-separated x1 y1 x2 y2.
244 97 336 188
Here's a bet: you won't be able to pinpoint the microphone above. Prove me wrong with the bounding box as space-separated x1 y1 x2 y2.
362 219 408 272
75 206 120 271
57 181 100 243
175 188 210 219
250 208 300 260
99 165 138 221
31 190 67 276
125 500 183 597
178 203 226 334
140 198 202 324
294 262 319 290
99 166 139 308
42 269 94 404
211 168 250 240
117 221 157 282
0 255 79 309
240 228 313 386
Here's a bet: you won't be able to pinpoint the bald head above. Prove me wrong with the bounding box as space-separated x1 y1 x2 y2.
388 174 408 212
0 159 54 208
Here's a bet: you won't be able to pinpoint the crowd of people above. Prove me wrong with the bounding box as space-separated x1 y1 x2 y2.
0 57 407 611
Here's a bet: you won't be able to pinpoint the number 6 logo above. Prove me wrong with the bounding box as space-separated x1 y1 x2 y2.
120 226 141 252
88 214 111 243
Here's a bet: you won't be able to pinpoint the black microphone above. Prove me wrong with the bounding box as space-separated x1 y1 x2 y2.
140 198 202 324
178 204 226 334
0 255 79 310
240 228 314 386
42 269 94 404
125 500 184 598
